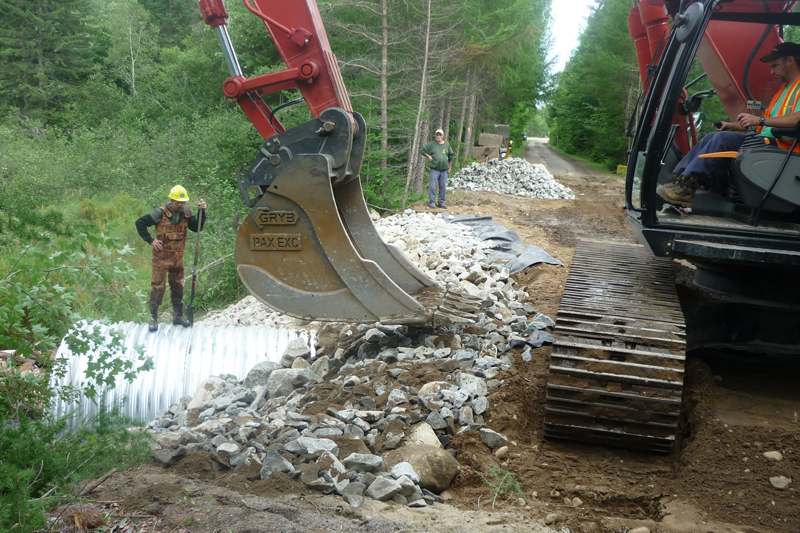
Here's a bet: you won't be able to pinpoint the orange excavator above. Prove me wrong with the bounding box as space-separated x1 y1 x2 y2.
545 0 800 453
197 0 478 327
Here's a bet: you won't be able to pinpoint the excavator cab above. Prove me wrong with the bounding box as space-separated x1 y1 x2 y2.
543 0 800 454
198 0 480 326
626 0 800 320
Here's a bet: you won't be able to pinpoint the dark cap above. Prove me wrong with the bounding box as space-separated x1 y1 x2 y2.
760 42 800 62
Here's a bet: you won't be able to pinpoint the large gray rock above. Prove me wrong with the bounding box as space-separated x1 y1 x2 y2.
243 361 280 388
285 436 339 457
343 493 364 508
386 389 409 408
364 328 386 343
185 377 225 426
266 368 320 398
396 475 417 497
458 406 475 426
418 381 451 396
213 396 233 412
343 453 384 473
153 446 186 468
404 422 442 448
384 444 460 494
260 450 293 479
317 451 349 494
480 428 508 449
472 396 489 415
280 338 312 367
468 145 501 161
311 356 330 379
391 462 420 484
425 410 447 431
365 476 403 502
456 373 488 397
216 442 240 458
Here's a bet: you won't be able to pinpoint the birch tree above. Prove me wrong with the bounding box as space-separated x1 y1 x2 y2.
103 0 158 98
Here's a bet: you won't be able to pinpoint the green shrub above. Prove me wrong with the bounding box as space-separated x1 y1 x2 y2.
78 198 117 225
0 408 153 533
0 299 153 533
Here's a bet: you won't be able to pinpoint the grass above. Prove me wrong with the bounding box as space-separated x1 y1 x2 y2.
477 467 525 509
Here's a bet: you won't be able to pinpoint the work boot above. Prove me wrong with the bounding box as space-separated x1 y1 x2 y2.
148 303 159 332
428 202 436 209
437 203 447 209
656 174 699 207
172 303 191 328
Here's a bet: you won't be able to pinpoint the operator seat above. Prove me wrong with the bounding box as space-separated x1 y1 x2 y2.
734 128 800 213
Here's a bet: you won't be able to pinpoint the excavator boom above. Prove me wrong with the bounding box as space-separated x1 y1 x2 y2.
198 0 480 325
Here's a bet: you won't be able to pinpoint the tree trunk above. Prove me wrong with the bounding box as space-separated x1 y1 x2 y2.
403 0 433 205
462 80 477 165
442 97 451 140
454 68 470 164
37 3 44 103
436 96 445 132
413 118 429 194
380 0 388 175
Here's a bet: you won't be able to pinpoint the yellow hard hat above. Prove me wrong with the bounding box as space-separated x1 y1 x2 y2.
169 185 189 202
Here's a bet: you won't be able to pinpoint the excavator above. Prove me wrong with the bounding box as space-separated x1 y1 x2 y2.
196 0 480 327
544 0 800 453
198 0 797 453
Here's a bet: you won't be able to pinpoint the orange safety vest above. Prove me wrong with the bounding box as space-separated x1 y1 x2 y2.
760 76 800 152
155 206 188 253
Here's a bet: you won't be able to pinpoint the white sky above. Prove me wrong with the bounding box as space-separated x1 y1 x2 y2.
549 0 596 72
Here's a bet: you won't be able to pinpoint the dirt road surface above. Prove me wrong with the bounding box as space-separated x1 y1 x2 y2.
80 139 798 533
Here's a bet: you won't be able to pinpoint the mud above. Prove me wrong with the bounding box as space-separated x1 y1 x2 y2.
61 141 800 533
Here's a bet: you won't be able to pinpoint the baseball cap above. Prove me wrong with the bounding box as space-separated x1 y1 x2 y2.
760 42 800 62
435 128 444 135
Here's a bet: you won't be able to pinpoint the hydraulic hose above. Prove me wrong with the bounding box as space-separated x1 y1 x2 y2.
742 1 773 104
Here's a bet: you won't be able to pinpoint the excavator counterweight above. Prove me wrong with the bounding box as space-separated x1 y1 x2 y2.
198 0 480 326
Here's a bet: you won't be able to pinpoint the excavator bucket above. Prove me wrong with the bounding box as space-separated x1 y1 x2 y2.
234 109 481 326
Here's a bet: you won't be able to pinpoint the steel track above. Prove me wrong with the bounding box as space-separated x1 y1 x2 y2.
544 240 686 454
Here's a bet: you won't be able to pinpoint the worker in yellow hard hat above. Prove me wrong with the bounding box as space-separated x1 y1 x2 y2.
135 185 207 332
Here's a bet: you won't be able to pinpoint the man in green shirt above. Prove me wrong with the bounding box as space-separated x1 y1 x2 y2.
420 128 455 209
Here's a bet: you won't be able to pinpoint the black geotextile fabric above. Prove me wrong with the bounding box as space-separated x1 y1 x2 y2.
442 214 562 273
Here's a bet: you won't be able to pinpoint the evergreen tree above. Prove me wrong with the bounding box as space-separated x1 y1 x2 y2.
548 0 637 168
0 0 96 120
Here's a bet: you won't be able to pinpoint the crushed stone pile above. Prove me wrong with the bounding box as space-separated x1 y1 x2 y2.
451 157 574 199
148 310 555 508
149 210 562 510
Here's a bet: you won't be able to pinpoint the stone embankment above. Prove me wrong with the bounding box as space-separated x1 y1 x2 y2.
149 209 559 509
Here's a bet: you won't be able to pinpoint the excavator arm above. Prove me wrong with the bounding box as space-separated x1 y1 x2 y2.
197 0 479 325
198 0 351 138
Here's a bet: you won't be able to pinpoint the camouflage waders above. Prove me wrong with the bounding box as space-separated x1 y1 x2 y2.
149 206 191 330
